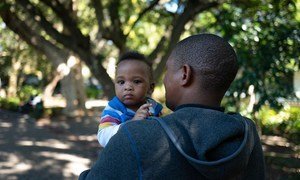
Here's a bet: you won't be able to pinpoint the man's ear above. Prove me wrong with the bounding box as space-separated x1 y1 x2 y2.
147 82 155 96
180 64 192 86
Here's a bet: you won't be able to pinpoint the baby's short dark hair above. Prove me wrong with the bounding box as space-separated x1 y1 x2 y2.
117 51 154 83
118 51 151 65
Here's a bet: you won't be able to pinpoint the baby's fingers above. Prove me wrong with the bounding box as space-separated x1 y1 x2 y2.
138 103 152 110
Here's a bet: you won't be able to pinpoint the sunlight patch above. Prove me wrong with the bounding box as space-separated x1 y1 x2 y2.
85 99 108 109
37 151 91 177
0 153 32 174
17 139 71 149
0 122 12 128
68 134 97 142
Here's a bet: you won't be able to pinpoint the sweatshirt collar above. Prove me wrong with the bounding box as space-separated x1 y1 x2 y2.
175 104 225 112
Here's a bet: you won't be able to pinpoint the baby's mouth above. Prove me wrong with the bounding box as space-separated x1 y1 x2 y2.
123 94 133 99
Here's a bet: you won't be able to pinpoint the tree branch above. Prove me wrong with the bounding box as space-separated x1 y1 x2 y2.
40 0 90 50
125 0 160 37
0 6 69 67
107 0 126 51
91 0 110 39
40 0 78 34
13 0 92 67
1 1 115 98
108 0 122 32
153 1 220 81
16 0 74 48
147 35 167 64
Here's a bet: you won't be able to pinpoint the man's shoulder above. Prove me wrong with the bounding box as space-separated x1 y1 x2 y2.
121 113 178 129
117 119 165 142
229 113 257 129
121 118 161 131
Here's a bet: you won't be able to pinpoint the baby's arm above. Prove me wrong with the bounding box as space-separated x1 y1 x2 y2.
97 116 121 147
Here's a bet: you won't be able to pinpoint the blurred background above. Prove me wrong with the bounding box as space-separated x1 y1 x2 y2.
0 0 299 179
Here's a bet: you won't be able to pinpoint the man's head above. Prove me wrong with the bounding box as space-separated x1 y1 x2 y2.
163 34 238 110
115 51 154 111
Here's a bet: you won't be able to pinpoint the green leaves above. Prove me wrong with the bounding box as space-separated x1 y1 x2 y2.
214 0 300 114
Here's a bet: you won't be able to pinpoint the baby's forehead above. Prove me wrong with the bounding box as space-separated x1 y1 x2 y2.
116 59 151 73
117 59 149 68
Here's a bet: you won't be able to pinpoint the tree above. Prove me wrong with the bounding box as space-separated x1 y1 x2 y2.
0 29 24 98
0 0 223 100
0 22 51 99
2 0 298 120
188 0 299 120
222 0 299 113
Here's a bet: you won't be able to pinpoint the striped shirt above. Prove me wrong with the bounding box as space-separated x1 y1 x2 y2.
97 96 163 147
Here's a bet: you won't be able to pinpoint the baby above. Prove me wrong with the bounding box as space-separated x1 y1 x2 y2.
97 51 163 147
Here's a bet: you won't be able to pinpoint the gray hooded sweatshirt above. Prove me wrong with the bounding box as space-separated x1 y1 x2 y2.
79 104 265 180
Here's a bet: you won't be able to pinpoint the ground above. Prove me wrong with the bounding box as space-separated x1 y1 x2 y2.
0 109 299 179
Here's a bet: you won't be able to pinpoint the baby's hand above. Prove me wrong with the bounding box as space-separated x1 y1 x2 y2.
132 103 152 121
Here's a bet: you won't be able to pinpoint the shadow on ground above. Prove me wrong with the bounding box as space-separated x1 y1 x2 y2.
0 109 100 180
262 135 300 180
0 109 299 179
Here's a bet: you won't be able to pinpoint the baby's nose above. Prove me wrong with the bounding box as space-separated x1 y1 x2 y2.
124 82 133 91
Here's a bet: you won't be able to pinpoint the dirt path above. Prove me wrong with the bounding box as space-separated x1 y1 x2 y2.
262 135 300 179
0 109 299 179
0 109 100 180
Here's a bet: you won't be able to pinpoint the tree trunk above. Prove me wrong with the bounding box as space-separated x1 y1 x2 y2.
89 57 115 99
60 72 77 116
42 72 62 107
73 59 87 114
7 57 21 98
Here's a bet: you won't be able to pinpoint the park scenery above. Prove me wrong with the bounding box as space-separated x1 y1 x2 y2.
0 0 299 179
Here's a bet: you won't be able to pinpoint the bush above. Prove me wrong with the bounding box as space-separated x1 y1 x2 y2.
0 97 20 111
86 86 103 99
18 85 42 102
258 105 300 143
43 107 63 117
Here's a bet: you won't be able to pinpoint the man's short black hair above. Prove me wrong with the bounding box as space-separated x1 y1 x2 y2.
170 34 238 93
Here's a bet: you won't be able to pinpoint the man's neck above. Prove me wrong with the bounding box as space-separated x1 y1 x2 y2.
175 104 224 112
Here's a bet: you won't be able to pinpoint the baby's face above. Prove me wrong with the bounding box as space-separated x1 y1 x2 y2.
115 60 152 111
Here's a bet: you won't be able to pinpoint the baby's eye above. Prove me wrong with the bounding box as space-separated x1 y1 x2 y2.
117 80 125 85
133 80 142 84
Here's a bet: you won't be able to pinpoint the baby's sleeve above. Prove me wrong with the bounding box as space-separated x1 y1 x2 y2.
97 116 121 147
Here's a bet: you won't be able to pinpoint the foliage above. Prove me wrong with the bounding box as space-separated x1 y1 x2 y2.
258 105 300 142
190 0 300 116
217 0 299 112
18 85 42 102
85 86 103 99
0 86 45 118
0 0 222 98
0 0 299 137
0 97 20 111
0 19 52 90
0 85 44 118
42 107 63 118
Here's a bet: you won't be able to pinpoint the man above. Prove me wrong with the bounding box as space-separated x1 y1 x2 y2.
79 34 265 180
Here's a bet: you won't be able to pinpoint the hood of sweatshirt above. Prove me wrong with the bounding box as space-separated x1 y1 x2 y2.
188 114 253 179
156 107 256 179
